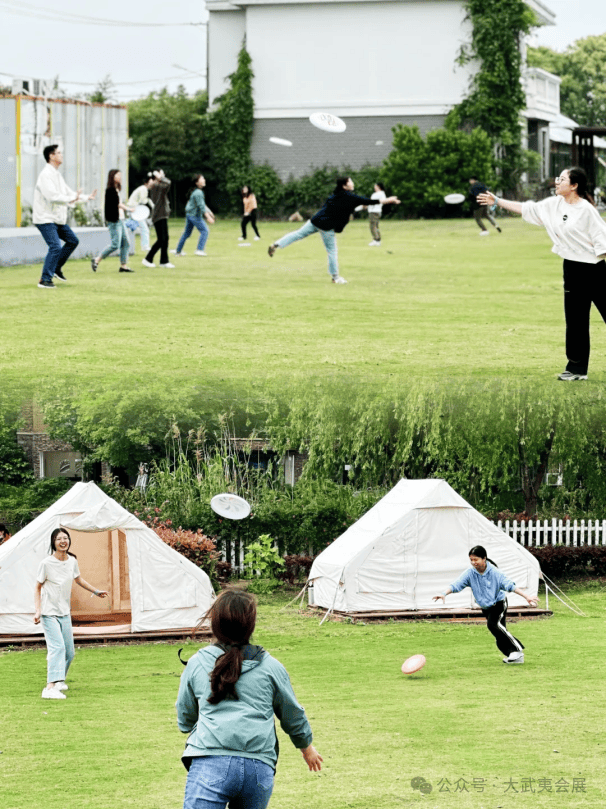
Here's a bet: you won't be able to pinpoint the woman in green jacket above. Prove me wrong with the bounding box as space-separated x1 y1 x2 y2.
176 588 322 809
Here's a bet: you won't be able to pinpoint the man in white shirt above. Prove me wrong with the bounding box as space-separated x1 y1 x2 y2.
33 144 96 288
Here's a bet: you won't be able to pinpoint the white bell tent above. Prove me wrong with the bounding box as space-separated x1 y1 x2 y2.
308 479 541 614
0 481 215 635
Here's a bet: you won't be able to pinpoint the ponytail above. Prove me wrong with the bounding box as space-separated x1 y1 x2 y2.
204 589 257 704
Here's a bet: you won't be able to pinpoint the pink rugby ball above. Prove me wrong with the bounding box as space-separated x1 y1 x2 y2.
401 654 426 674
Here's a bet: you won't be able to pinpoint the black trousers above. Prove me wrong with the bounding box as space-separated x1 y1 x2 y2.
241 210 260 239
480 599 524 657
146 218 169 265
563 258 606 375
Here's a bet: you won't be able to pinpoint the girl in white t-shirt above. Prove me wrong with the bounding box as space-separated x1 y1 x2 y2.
34 528 108 700
479 167 606 381
367 182 387 246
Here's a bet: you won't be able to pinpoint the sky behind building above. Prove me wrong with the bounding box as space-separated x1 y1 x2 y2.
0 0 605 103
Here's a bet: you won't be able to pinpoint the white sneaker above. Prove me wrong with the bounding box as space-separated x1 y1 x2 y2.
368 240 380 246
170 249 186 256
238 236 245 241
56 681 68 691
42 687 66 699
142 259 155 267
503 652 524 664
479 231 490 236
254 236 261 241
195 250 207 256
332 276 348 284
160 262 175 268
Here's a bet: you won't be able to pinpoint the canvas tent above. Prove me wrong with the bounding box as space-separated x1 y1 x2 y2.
308 479 541 614
0 481 214 635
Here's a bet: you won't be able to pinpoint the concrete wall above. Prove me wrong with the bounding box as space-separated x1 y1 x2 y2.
0 226 132 268
252 113 447 179
208 7 247 105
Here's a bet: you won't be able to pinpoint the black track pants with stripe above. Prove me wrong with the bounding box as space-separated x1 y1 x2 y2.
481 599 524 657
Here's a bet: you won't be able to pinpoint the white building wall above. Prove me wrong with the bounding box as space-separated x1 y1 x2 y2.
208 6 247 104
246 0 472 118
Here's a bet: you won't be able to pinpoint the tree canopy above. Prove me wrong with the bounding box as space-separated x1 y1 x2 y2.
527 34 606 127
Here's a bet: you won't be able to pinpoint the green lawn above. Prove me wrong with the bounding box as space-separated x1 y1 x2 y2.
1 583 604 809
4 216 606 397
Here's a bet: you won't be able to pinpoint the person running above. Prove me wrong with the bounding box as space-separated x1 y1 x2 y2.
91 169 134 273
143 170 173 268
33 144 96 288
34 528 108 700
127 173 156 252
468 176 501 236
176 588 322 809
432 545 538 665
172 174 215 257
240 186 260 243
268 176 400 283
478 166 606 381
367 182 387 246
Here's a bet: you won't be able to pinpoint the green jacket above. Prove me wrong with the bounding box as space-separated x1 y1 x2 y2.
176 644 313 771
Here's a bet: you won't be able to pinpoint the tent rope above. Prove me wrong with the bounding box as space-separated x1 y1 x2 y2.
280 583 308 611
543 574 586 617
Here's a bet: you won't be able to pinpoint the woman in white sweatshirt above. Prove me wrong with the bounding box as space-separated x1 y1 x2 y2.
479 167 606 381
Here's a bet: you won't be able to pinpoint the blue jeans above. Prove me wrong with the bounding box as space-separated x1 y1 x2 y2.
100 221 130 264
40 615 75 683
183 756 274 809
176 215 209 253
35 223 79 282
134 218 150 249
276 220 338 278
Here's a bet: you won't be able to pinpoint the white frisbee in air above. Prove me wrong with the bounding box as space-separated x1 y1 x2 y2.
210 493 251 520
309 112 346 134
401 654 426 674
444 193 465 205
132 204 151 221
269 136 292 147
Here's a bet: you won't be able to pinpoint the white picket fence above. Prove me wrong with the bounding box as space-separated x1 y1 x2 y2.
220 520 604 573
495 519 606 547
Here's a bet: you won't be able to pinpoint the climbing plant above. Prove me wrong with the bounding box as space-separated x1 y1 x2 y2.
451 0 538 193
206 44 255 208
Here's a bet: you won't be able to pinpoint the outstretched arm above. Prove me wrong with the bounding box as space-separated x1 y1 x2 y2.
432 586 453 604
478 191 523 215
513 587 538 607
74 576 108 598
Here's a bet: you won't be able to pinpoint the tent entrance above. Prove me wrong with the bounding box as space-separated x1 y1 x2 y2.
68 529 131 625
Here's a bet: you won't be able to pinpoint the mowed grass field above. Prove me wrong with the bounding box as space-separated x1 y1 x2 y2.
4 215 606 395
1 584 604 809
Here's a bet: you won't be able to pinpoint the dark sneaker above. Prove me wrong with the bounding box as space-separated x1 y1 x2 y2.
268 244 277 258
119 267 134 273
37 280 56 289
54 268 67 281
558 371 587 381
496 226 502 233
91 257 99 272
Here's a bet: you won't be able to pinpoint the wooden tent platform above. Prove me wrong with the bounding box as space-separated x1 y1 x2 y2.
0 618 212 648
307 605 552 622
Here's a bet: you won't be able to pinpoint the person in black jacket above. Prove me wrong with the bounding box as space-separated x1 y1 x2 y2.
268 177 400 283
91 169 134 272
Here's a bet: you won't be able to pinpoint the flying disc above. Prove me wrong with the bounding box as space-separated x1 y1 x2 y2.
444 193 465 205
309 112 346 134
401 654 426 674
132 204 151 221
210 493 251 520
269 136 292 147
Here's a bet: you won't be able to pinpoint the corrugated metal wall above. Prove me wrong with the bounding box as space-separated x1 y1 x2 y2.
0 96 128 228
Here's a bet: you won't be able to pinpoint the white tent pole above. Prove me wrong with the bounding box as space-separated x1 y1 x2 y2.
319 581 340 626
280 582 307 611
545 580 549 611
